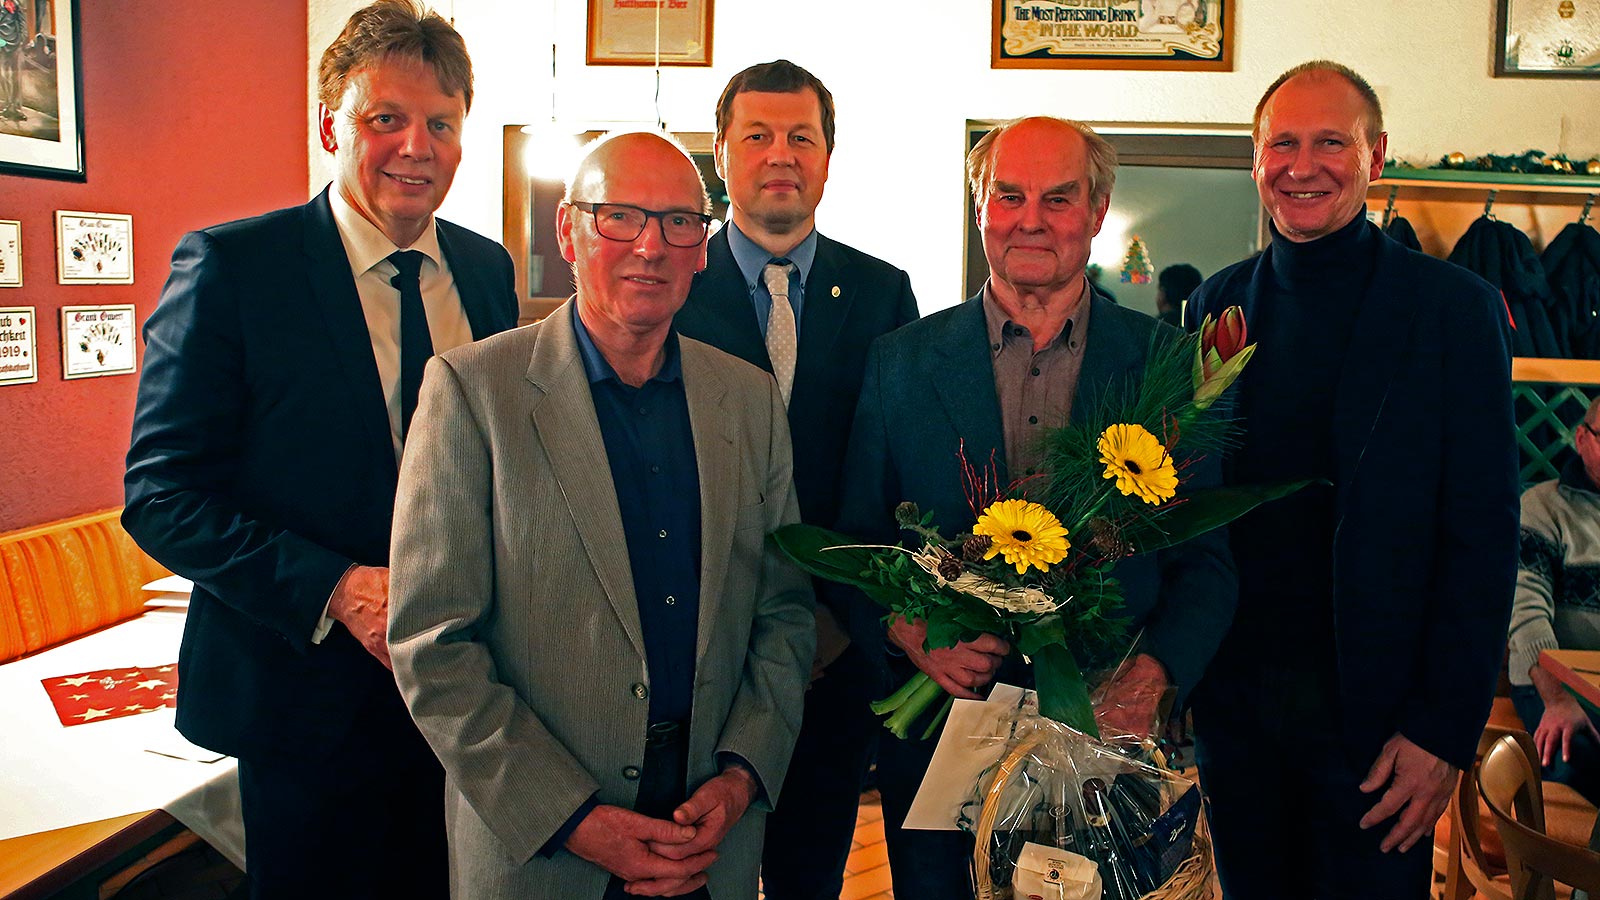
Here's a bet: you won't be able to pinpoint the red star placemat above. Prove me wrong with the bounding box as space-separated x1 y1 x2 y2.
41 664 179 726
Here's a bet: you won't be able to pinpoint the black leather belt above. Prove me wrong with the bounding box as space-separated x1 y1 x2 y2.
645 720 687 748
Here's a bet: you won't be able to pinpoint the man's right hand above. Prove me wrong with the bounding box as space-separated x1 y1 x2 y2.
887 616 1010 700
328 565 391 670
565 804 714 896
1536 689 1600 768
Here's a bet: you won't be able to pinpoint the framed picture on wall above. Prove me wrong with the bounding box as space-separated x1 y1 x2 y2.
0 306 37 385
992 0 1233 70
586 0 713 66
0 0 85 180
1495 0 1600 78
0 220 20 287
55 210 133 284
60 304 136 380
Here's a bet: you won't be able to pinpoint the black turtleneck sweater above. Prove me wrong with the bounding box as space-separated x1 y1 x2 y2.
1221 212 1379 678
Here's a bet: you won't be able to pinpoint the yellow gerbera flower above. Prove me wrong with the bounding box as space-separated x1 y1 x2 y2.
972 499 1071 575
1098 423 1178 505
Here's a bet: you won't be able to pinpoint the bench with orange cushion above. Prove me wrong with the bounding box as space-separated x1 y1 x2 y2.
0 509 170 664
0 508 188 899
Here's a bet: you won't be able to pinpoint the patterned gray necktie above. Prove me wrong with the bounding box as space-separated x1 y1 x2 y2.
762 259 797 407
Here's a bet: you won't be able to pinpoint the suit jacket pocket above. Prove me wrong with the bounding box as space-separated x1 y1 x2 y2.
734 494 766 532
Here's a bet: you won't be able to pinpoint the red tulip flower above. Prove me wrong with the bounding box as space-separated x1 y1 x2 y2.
1193 306 1255 409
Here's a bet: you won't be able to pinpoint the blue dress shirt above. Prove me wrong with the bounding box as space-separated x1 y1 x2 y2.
725 220 818 339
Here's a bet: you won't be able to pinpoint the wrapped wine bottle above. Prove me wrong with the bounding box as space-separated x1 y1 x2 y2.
1081 778 1146 900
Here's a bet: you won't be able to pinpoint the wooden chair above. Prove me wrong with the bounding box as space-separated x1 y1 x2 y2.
1440 724 1533 900
1481 733 1600 900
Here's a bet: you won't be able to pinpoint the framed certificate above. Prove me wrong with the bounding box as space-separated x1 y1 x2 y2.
0 306 38 385
0 220 19 287
586 0 713 66
60 304 137 379
56 211 133 284
1495 0 1600 77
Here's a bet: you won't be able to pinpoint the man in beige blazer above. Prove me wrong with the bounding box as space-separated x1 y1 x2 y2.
388 132 815 899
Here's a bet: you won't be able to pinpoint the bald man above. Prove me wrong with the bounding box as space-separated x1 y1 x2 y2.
388 131 814 900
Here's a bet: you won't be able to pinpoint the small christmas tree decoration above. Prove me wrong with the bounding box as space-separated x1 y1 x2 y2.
1120 236 1154 284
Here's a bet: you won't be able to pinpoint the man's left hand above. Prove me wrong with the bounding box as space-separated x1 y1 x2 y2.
1358 732 1457 853
647 767 758 867
1094 653 1169 740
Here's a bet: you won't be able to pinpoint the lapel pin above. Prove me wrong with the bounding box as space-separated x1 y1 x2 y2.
831 285 841 298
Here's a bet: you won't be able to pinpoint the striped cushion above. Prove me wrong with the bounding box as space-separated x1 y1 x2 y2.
0 509 169 663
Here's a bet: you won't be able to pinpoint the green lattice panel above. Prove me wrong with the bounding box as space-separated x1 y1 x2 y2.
1514 382 1596 486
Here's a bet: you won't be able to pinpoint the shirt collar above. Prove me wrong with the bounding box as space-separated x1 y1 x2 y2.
726 220 818 291
980 277 1091 358
570 301 683 386
328 185 443 277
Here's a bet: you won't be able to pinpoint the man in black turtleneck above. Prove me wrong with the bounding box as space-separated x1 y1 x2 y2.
1184 61 1518 899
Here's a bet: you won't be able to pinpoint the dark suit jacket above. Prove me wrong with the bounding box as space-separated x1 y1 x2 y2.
676 227 918 531
835 288 1236 701
123 188 518 760
1184 225 1519 769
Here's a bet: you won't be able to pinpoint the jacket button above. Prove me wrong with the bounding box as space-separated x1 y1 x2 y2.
632 683 648 699
623 766 641 780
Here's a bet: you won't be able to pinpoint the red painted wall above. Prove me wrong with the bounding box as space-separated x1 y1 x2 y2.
0 2 308 532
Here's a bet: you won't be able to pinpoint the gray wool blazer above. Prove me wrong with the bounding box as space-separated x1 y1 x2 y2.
388 299 815 899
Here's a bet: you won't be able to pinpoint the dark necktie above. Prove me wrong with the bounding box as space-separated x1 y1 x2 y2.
388 250 433 443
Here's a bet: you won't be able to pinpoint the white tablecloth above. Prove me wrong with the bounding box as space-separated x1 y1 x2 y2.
0 606 245 868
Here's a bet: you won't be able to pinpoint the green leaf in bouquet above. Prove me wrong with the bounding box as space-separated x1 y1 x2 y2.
1028 636 1098 738
1115 480 1320 554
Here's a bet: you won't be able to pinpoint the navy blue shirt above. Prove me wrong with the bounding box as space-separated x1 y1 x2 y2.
572 304 703 725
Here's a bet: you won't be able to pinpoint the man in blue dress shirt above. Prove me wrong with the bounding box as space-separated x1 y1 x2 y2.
388 131 814 900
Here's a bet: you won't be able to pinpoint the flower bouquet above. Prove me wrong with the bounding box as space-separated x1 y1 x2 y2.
773 306 1299 740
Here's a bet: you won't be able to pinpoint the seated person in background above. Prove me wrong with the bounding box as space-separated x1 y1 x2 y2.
1155 263 1202 328
1510 395 1600 806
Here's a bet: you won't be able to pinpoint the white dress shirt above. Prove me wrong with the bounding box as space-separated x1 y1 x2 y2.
328 188 475 464
315 189 476 644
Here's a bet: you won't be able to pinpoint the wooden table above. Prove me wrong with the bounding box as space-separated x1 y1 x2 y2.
0 811 183 899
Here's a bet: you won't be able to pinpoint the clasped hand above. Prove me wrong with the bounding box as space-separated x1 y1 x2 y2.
566 767 758 896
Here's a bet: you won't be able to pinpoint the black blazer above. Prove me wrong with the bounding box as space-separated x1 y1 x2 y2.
676 226 918 532
1185 224 1519 769
123 188 518 759
834 289 1237 700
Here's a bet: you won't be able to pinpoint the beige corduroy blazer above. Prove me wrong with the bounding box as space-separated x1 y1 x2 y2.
388 300 815 899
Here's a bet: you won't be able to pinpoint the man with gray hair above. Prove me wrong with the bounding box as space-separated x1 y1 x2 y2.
1184 60 1516 897
388 131 814 899
834 116 1235 898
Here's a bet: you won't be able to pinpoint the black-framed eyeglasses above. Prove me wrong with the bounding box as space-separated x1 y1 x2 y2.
1583 422 1600 438
570 201 712 248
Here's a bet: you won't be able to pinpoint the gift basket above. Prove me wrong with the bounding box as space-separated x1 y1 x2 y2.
965 709 1211 900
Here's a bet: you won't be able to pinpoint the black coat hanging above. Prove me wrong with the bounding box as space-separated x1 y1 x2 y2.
1448 216 1564 358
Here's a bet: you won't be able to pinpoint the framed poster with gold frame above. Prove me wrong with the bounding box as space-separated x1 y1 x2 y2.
992 0 1233 70
586 0 713 66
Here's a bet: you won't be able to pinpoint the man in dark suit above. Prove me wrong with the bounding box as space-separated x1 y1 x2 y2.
835 116 1235 900
1183 61 1518 899
673 59 918 900
121 3 516 896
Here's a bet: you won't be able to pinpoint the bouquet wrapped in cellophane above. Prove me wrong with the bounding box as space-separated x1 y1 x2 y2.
774 305 1299 741
962 699 1210 900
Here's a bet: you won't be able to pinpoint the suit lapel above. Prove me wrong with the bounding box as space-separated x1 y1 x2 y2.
931 295 1009 484
690 230 769 367
681 342 738 666
303 188 396 479
438 222 503 339
525 304 646 660
793 235 852 393
1072 292 1144 427
1332 232 1419 506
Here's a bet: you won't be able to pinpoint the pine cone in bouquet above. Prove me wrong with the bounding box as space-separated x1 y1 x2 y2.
967 715 1210 900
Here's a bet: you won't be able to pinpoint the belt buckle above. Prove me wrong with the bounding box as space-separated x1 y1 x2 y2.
646 720 682 747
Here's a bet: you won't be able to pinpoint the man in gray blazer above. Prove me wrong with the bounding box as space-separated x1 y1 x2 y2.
388 131 815 899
